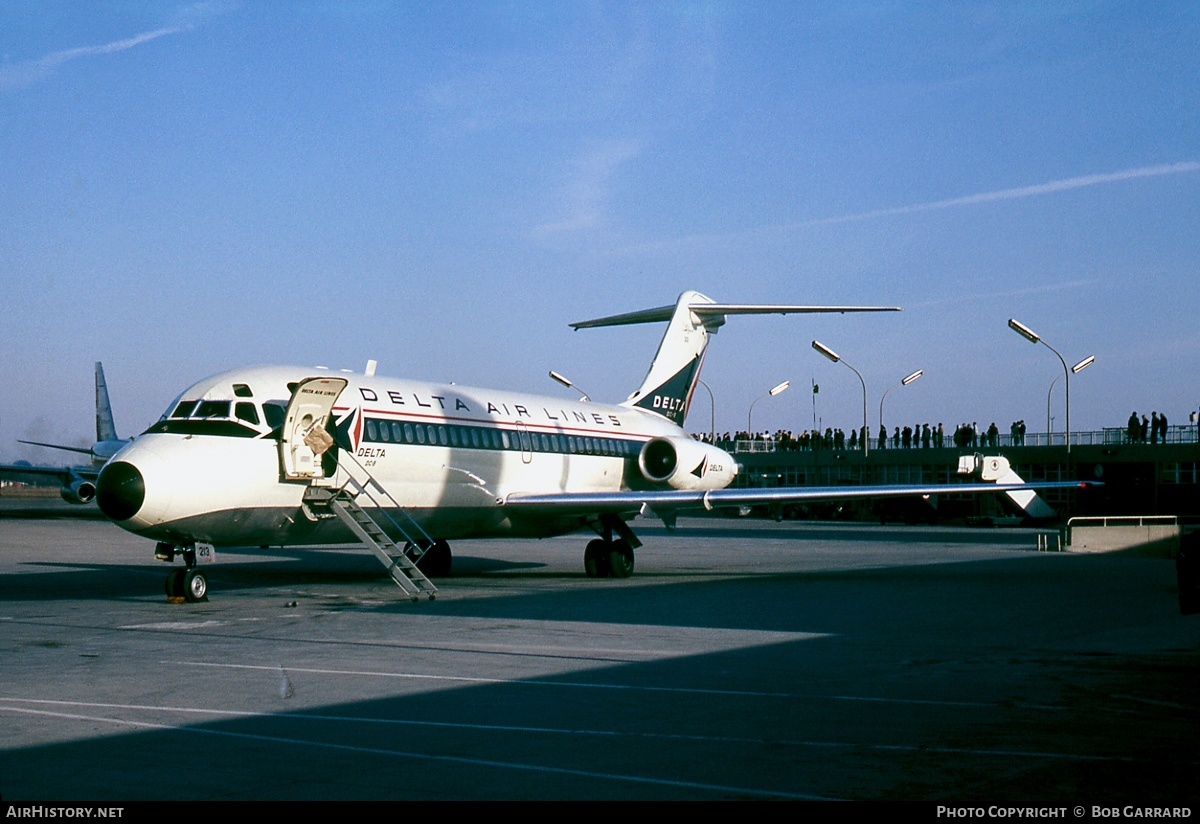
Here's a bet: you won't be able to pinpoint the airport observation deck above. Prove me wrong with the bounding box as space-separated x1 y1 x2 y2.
728 425 1200 522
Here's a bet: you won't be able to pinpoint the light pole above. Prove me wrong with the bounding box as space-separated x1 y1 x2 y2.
549 370 590 402
879 369 923 441
1008 318 1078 455
697 379 716 443
813 340 868 457
1047 356 1094 442
747 380 790 434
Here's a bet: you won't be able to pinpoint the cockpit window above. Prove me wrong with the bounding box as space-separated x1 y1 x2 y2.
233 384 254 398
144 397 268 439
263 402 286 430
170 400 198 419
235 402 260 425
194 400 231 418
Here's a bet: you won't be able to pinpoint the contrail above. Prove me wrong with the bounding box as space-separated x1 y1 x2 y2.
44 28 185 65
907 278 1097 310
1 27 188 90
801 161 1200 227
620 161 1200 257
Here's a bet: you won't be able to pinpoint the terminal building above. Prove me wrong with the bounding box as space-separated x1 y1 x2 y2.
728 425 1200 524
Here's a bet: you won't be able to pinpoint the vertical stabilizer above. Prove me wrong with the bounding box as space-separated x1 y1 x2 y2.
95 362 118 442
621 291 718 425
568 291 901 427
959 454 1057 519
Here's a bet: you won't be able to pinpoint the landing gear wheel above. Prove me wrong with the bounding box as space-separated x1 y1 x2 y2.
417 539 453 578
607 540 635 579
165 568 184 598
183 569 208 603
584 539 611 578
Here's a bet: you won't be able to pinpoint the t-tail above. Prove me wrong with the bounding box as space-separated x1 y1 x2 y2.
570 290 901 426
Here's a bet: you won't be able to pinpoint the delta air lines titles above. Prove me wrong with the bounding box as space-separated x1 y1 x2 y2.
352 385 626 430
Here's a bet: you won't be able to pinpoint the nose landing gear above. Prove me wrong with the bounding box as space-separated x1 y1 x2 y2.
157 542 211 603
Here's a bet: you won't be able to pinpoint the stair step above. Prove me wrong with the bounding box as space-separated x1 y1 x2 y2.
324 487 437 601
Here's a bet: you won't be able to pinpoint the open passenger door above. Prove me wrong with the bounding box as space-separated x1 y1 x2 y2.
280 376 348 481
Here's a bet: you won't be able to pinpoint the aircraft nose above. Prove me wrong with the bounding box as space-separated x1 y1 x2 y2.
96 461 146 521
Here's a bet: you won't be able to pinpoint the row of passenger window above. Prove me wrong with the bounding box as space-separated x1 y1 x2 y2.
363 417 640 459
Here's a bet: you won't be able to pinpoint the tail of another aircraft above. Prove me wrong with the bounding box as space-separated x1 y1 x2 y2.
95 362 118 443
570 290 901 426
958 454 1057 519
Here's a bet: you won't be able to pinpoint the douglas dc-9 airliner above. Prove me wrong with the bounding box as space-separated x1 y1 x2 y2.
95 291 1092 602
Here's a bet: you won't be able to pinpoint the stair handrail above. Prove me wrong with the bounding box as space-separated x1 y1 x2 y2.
333 448 438 554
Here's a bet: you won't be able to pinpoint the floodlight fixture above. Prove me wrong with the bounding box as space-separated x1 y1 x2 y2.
1008 318 1040 344
812 340 840 362
549 370 589 402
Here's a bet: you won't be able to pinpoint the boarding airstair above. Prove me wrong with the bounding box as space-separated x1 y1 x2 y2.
301 448 439 601
281 376 438 601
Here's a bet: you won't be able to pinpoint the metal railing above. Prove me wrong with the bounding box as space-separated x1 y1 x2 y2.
1066 515 1179 528
722 424 1200 453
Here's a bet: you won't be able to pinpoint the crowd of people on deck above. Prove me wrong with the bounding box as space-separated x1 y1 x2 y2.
697 410 1182 452
1127 410 1171 444
701 423 1014 452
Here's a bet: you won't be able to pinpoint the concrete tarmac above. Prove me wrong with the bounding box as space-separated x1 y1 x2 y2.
1 513 1197 802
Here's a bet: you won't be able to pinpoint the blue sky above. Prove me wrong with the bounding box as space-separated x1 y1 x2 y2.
2 1 1198 459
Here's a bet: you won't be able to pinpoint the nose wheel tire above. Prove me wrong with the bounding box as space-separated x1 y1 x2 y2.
165 567 209 602
183 569 208 602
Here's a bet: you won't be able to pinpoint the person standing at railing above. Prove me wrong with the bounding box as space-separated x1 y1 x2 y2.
1127 411 1140 444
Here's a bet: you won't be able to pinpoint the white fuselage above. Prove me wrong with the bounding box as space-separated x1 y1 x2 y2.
98 365 710 548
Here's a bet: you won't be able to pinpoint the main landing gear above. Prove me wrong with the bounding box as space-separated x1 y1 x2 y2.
157 542 209 603
412 538 453 578
584 539 635 579
583 514 641 579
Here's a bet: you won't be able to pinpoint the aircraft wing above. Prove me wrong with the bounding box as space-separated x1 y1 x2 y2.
16 439 96 457
501 480 1098 519
0 462 99 485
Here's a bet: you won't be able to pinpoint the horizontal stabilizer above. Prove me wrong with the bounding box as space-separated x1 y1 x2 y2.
570 302 900 330
571 291 901 426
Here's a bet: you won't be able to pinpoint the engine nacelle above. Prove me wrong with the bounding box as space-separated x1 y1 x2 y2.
637 437 737 491
61 477 97 505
